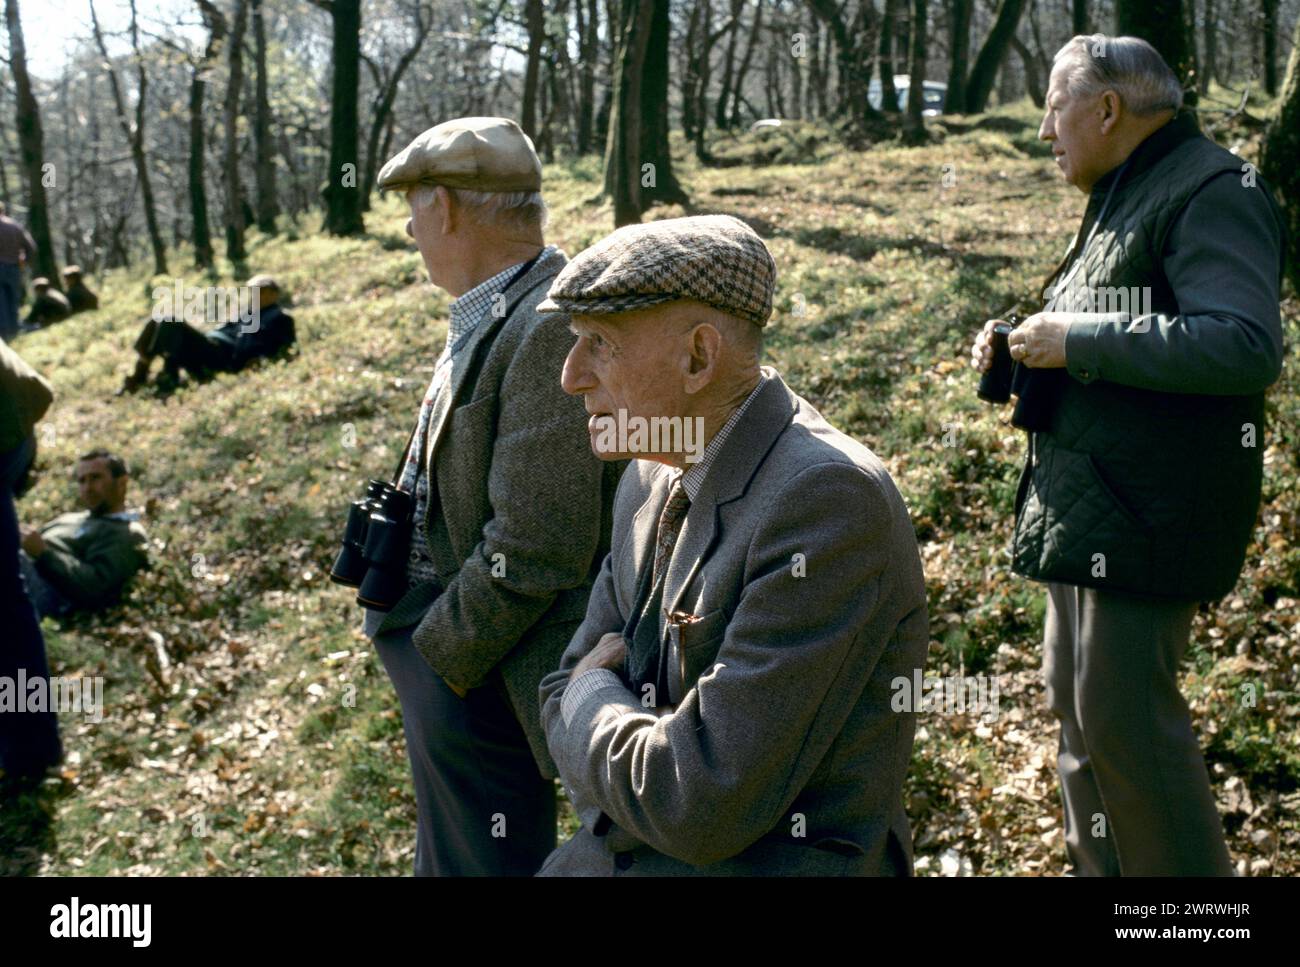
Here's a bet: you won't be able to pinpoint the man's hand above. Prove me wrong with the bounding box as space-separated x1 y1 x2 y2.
20 526 46 557
1007 312 1070 369
571 632 627 680
970 318 1011 372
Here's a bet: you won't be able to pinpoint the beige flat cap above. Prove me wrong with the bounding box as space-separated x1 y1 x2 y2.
62 265 83 277
376 117 542 194
538 215 777 327
245 274 279 290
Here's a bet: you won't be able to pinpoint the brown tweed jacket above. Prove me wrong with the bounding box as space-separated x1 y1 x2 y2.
539 370 929 875
377 247 623 778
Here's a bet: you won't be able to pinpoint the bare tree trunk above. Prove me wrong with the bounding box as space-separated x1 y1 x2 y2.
604 0 654 225
223 0 249 264
521 0 545 136
1260 0 1278 95
806 0 887 134
1011 34 1044 106
321 0 365 235
91 0 167 275
639 0 687 208
361 2 432 211
252 0 278 233
730 0 765 126
1260 14 1299 291
577 0 599 152
788 10 804 118
880 0 900 111
1201 0 1217 93
807 20 827 117
946 0 972 111
903 0 928 141
964 0 1026 113
191 0 226 269
716 0 744 129
1072 0 1088 33
5 0 59 288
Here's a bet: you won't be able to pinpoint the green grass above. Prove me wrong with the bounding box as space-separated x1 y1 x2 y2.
3 99 1296 876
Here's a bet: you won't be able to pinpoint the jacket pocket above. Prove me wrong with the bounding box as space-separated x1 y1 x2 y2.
665 607 728 704
1086 453 1149 532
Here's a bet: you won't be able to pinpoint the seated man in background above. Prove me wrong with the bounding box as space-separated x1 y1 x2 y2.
61 266 99 314
120 274 295 393
19 448 148 618
536 215 930 876
22 278 71 330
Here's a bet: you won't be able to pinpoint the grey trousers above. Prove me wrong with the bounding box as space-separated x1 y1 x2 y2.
371 620 556 876
1043 582 1234 876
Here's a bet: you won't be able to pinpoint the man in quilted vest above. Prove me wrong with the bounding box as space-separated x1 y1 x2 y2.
972 35 1286 875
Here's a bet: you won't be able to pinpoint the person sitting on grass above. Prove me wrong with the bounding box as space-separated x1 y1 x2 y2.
18 448 148 618
61 266 99 315
119 274 296 394
22 278 71 330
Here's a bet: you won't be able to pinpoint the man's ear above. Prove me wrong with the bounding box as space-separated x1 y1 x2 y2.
683 322 723 394
1098 90 1122 134
437 186 456 235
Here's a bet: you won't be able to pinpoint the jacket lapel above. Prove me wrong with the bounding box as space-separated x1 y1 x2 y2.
661 369 798 621
423 247 568 468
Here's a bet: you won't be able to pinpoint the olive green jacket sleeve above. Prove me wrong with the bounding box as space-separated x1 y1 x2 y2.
37 513 149 610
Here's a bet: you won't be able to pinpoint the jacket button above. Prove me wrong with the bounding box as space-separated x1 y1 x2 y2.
614 852 636 871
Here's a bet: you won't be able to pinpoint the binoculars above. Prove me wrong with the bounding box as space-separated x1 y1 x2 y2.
330 479 415 612
977 317 1019 404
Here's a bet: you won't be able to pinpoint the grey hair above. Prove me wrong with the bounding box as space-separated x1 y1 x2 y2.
409 184 548 232
1053 34 1184 116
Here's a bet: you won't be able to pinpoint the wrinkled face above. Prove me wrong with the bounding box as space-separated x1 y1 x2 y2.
561 307 691 463
76 458 126 515
1039 62 1110 192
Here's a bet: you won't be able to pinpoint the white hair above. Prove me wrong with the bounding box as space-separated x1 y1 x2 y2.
1053 34 1184 116
409 184 548 232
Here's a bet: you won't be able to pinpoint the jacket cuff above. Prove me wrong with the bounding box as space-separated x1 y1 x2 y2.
1063 314 1104 384
561 669 628 728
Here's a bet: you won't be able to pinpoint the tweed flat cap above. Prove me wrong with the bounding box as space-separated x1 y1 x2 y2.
537 215 776 326
376 117 542 193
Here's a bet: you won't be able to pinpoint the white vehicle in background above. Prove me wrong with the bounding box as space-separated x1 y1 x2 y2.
868 75 948 116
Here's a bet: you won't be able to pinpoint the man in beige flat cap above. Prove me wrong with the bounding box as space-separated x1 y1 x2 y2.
353 116 621 876
535 214 930 876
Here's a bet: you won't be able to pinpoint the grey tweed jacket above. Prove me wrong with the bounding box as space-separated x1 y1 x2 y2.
538 370 930 875
377 247 623 778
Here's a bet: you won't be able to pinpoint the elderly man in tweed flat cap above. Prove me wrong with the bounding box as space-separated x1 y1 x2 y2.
535 214 930 876
357 117 621 876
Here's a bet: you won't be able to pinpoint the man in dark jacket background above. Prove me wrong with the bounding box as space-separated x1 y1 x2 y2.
972 35 1285 876
120 275 295 393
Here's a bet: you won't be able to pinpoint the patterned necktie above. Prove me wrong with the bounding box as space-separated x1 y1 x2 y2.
653 477 691 587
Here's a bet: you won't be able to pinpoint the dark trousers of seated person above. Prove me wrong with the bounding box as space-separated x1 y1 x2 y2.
134 318 233 379
372 620 556 876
